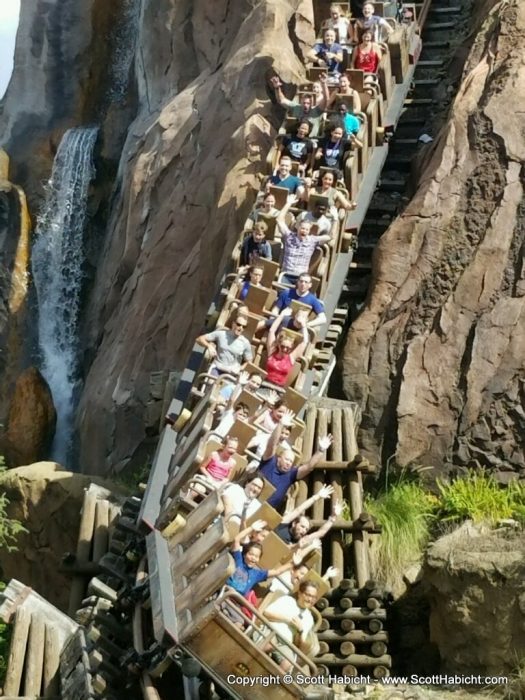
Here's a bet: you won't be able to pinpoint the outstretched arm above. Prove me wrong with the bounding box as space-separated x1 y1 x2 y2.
317 72 330 110
261 408 295 461
296 434 333 480
282 484 334 524
231 519 267 551
289 325 309 363
270 76 295 108
299 502 343 547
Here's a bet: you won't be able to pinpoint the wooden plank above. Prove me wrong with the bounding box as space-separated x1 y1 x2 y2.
3 605 31 695
177 551 235 611
139 425 177 529
43 623 61 697
68 490 98 617
24 613 46 696
166 489 223 548
330 409 344 587
146 530 179 645
92 499 110 563
171 518 230 578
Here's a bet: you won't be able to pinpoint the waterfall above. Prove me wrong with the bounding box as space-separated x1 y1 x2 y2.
32 126 98 466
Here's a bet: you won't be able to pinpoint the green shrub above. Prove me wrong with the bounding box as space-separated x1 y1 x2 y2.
0 458 27 551
0 582 10 685
437 469 519 525
364 475 437 587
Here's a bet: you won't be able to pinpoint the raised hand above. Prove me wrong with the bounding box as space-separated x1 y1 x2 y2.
318 484 335 500
280 409 296 427
279 307 293 318
333 501 344 518
318 434 333 452
324 566 339 580
251 519 268 532
270 76 282 89
238 370 250 386
266 389 280 406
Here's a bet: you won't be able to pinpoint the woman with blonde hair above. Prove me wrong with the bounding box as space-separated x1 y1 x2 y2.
325 3 354 44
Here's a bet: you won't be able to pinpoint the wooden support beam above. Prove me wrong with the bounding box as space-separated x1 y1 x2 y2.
4 605 31 695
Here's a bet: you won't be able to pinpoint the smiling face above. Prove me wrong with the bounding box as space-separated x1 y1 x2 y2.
243 543 262 567
363 3 374 17
232 318 248 335
321 171 335 188
291 564 309 587
278 157 292 177
362 30 373 42
339 75 350 90
290 516 310 540
245 476 264 500
331 126 344 141
324 29 337 46
297 121 311 138
297 583 318 608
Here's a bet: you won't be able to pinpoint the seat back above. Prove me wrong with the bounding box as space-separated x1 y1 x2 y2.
259 531 292 569
268 185 289 210
244 285 276 315
246 502 282 530
258 257 281 287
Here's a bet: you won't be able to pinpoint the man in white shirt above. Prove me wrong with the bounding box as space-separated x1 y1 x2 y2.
262 581 319 671
222 475 265 523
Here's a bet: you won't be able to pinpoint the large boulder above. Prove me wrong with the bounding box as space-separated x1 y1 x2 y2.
0 462 118 611
4 367 56 467
425 522 525 675
342 0 525 473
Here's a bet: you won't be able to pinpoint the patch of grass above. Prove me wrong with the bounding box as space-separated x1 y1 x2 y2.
437 469 524 526
364 472 438 587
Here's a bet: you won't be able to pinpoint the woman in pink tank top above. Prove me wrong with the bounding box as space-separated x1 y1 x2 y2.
200 436 239 485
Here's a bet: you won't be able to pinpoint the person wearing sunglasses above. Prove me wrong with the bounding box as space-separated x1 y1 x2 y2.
196 316 253 377
264 311 310 389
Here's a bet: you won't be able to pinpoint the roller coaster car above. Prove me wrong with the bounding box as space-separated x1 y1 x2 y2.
181 590 330 700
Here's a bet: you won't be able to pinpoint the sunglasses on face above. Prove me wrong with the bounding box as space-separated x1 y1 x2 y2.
235 322 247 328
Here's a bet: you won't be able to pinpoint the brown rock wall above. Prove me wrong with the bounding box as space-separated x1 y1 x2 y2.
342 0 525 473
76 0 313 474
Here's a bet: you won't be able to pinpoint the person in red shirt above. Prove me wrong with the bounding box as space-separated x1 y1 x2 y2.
265 310 309 388
352 30 383 78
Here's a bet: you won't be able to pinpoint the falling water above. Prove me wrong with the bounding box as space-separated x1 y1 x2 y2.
32 126 98 466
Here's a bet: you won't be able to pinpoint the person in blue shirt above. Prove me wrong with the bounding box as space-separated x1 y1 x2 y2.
225 519 306 626
257 410 333 511
336 104 362 137
238 265 264 302
309 29 344 77
270 274 327 330
267 156 305 196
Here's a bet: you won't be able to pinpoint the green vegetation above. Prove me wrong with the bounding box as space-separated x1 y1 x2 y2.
364 471 438 586
0 583 10 685
0 458 27 551
357 465 525 588
437 469 525 526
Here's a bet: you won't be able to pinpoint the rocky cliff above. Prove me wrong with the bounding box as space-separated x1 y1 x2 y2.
342 0 525 476
1 0 314 473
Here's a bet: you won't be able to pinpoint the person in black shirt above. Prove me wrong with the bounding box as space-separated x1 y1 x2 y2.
274 484 342 549
314 122 361 179
239 221 272 266
280 120 315 175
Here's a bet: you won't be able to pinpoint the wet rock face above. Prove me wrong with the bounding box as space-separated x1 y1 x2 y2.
1 0 313 474
425 523 525 675
342 0 525 474
4 367 57 467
